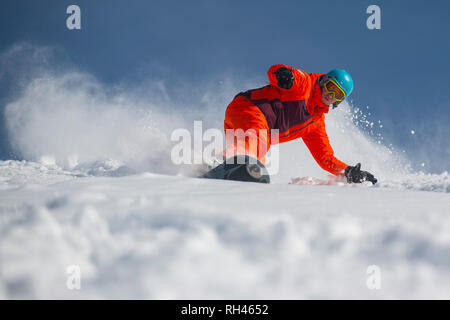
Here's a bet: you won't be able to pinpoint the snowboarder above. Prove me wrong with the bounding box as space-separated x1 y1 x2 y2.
202 64 377 185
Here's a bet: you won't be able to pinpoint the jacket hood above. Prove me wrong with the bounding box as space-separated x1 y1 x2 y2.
307 73 330 115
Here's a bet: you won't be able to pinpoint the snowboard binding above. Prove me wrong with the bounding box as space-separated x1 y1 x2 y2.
201 155 270 184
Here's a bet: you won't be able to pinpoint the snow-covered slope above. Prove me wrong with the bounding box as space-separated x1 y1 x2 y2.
1 53 449 299
0 160 449 299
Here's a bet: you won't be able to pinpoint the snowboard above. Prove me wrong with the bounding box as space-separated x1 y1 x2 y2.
200 155 270 184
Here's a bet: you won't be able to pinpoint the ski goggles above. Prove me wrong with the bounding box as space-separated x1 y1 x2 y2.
323 78 347 102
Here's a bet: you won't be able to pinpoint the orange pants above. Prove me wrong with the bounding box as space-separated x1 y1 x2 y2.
223 96 271 165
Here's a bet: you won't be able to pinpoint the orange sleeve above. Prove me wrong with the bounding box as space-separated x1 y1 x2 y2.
267 64 309 96
302 116 348 176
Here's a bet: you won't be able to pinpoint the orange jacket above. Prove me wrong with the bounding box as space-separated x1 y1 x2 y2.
233 64 348 175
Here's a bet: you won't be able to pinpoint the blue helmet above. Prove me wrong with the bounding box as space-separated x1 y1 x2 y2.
326 69 354 96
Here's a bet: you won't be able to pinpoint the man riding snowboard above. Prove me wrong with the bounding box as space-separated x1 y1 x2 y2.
203 64 377 185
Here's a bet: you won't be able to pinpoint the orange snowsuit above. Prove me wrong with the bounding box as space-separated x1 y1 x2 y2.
224 64 348 176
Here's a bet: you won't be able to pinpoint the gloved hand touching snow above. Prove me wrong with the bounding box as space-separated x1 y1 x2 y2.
344 163 377 185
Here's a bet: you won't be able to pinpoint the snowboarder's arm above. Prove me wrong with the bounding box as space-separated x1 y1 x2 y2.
302 116 348 176
267 64 309 95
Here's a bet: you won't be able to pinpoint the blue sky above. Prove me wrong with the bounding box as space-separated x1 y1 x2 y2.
0 0 449 172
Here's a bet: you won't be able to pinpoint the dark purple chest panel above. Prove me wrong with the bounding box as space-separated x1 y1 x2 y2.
236 88 313 134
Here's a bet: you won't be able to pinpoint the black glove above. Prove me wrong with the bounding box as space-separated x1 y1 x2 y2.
344 163 377 185
273 67 294 89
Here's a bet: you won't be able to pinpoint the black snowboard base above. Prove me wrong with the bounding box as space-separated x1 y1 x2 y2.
200 155 270 184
